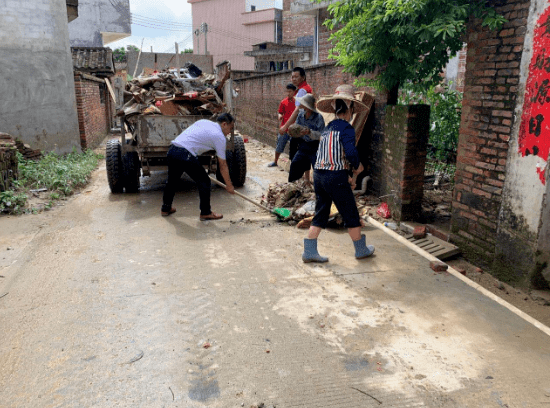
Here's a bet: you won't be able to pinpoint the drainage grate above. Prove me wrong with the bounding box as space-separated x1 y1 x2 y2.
404 233 461 260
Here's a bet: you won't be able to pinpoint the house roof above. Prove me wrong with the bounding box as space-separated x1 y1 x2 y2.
71 47 115 77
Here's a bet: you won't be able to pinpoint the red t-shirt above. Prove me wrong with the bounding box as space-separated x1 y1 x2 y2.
298 81 313 94
278 97 295 126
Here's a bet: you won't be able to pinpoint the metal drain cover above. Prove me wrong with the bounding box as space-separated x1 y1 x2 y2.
404 233 461 260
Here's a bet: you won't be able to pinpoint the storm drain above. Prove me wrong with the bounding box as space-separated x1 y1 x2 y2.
403 233 461 260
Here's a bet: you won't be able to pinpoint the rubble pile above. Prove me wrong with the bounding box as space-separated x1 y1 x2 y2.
117 63 230 123
0 133 18 192
15 140 42 160
262 180 376 228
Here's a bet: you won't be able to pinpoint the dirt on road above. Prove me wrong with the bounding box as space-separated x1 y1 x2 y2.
1 135 549 408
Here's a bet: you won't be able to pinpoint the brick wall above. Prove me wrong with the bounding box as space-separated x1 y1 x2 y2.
317 8 333 63
282 0 314 46
234 62 389 192
383 105 430 221
74 72 111 149
451 0 530 270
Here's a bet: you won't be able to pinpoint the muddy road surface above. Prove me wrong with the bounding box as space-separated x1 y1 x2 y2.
1 138 549 408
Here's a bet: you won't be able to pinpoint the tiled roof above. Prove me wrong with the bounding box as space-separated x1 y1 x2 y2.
71 47 115 77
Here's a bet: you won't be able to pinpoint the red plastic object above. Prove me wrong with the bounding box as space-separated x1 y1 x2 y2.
184 92 199 99
376 202 391 219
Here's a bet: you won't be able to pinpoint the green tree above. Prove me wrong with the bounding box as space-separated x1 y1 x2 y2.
324 0 505 103
181 48 193 54
113 45 140 62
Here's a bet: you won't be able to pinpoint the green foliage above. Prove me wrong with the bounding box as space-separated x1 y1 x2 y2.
400 81 463 163
324 0 505 92
113 47 126 62
181 48 193 54
113 45 140 62
1 149 102 215
0 190 27 213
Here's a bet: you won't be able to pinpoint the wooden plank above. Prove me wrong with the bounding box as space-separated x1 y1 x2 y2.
104 78 117 105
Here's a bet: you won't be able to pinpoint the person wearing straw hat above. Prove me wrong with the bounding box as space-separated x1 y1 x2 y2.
288 93 325 183
302 84 375 263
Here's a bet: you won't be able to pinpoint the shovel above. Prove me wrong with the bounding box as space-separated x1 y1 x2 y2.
208 176 292 220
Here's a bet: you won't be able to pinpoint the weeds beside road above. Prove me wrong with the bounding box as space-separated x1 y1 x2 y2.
0 149 103 214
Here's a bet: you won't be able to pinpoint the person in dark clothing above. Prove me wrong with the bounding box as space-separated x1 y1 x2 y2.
287 93 325 183
301 85 375 263
161 113 235 220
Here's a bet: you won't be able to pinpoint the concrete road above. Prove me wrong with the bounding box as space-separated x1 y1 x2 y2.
1 139 549 408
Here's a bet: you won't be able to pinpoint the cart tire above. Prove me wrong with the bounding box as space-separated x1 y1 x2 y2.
229 135 247 187
106 139 124 193
123 151 140 193
215 150 231 184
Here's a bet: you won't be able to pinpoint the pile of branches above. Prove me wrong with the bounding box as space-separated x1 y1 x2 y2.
117 63 230 123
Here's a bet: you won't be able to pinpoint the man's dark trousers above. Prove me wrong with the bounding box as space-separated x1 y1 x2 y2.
162 145 212 215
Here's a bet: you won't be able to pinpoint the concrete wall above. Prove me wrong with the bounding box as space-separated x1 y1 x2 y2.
68 0 131 47
190 0 279 70
126 52 214 77
0 0 81 154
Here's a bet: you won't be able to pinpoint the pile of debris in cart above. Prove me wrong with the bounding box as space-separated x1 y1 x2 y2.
261 179 378 228
117 62 231 124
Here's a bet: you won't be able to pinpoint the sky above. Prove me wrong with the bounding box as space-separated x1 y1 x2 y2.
108 0 195 54
107 0 283 54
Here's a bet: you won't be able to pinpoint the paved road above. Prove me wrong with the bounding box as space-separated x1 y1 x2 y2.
1 139 549 407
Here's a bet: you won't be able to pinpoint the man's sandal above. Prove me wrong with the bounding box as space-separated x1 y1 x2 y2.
200 212 223 221
161 208 176 216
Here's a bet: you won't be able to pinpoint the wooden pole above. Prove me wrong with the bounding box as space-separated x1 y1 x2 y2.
132 38 144 78
175 43 180 73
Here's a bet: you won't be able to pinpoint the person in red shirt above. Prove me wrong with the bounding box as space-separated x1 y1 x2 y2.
268 83 297 167
278 67 314 179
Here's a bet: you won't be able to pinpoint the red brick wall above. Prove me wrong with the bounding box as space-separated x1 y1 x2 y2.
451 0 530 268
282 0 314 46
317 8 333 63
74 73 111 149
234 62 389 192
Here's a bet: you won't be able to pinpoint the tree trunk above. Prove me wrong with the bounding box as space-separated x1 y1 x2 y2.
387 83 399 105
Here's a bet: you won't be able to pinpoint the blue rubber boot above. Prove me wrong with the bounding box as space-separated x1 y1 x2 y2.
353 234 375 259
302 238 329 263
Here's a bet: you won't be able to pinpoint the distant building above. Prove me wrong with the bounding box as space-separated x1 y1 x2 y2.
244 41 312 72
189 0 282 70
69 0 131 47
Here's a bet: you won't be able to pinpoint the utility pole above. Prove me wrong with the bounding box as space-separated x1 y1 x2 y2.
175 42 179 72
194 29 200 55
201 22 208 55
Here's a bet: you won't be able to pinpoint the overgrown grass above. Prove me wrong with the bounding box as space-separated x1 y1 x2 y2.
0 149 103 214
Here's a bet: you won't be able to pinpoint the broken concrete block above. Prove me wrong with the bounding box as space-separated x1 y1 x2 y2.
413 226 427 239
430 261 448 272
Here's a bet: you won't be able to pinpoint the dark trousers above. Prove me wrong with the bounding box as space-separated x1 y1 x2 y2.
289 138 301 161
312 169 361 229
162 145 211 215
288 142 319 182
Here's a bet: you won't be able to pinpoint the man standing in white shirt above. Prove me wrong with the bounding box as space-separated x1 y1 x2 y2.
161 113 235 220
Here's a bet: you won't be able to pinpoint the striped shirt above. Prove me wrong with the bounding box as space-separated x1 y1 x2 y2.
314 119 360 171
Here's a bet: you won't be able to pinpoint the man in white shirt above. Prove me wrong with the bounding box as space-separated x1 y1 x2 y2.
161 113 235 220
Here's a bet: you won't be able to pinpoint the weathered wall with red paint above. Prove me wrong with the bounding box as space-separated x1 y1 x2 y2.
453 0 550 286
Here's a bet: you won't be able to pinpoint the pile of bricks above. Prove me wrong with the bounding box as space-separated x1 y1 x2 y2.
14 140 42 160
0 133 18 192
